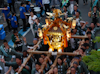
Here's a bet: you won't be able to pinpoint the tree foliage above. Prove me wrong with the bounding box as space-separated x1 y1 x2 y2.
93 35 100 43
82 50 100 72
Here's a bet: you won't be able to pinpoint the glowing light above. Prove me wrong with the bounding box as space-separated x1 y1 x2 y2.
49 47 54 52
38 29 43 39
58 48 62 52
45 19 49 26
72 20 76 29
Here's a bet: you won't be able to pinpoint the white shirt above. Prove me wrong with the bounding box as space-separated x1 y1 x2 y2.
28 15 37 25
42 0 50 4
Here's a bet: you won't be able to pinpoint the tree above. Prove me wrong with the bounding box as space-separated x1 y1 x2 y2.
82 35 100 72
82 50 100 72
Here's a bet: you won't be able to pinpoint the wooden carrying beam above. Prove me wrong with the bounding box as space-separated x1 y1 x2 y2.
71 35 88 39
27 51 79 56
41 54 51 70
17 40 41 74
46 55 61 74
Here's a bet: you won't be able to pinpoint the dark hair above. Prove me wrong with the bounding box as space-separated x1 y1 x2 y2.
4 4 7 7
3 39 7 43
13 29 18 33
88 27 92 30
16 56 22 60
58 57 63 61
81 48 85 52
35 62 41 66
21 3 24 6
71 29 74 33
36 18 40 22
23 50 27 53
39 57 44 59
93 6 97 8
12 12 15 15
71 66 76 70
85 38 89 41
41 53 47 56
73 61 78 65
83 43 90 47
86 31 92 35
76 11 80 14
26 1 29 5
63 5 67 8
74 4 78 7
51 6 55 9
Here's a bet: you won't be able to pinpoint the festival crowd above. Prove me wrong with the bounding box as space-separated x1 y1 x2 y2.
0 0 100 74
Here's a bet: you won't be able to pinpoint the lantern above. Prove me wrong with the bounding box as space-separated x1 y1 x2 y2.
72 20 76 29
45 19 49 26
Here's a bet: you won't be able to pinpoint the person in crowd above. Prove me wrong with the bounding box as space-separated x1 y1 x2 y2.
7 0 15 12
53 66 59 74
0 56 30 74
39 57 49 72
8 13 18 31
33 18 42 38
61 0 70 8
70 66 77 74
63 5 71 19
89 22 100 38
44 56 53 66
84 38 89 44
20 3 27 31
11 30 24 52
50 0 61 9
90 6 99 25
31 62 45 74
26 1 31 13
0 40 13 74
1 4 11 31
72 5 81 16
75 0 79 5
90 0 100 11
57 56 68 74
77 55 90 74
86 31 97 50
83 0 88 5
73 11 82 27
73 61 82 74
23 37 40 50
42 0 50 14
28 11 37 37
83 43 91 55
36 0 43 17
79 21 88 35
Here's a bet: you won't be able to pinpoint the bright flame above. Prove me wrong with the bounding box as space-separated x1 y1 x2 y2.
72 20 76 29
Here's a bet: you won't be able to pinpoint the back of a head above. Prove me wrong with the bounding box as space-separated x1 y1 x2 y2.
85 38 89 41
3 39 7 43
4 4 7 7
86 31 92 35
21 3 24 6
35 62 41 66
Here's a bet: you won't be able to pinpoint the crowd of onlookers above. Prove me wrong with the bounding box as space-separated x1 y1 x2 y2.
0 0 100 74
